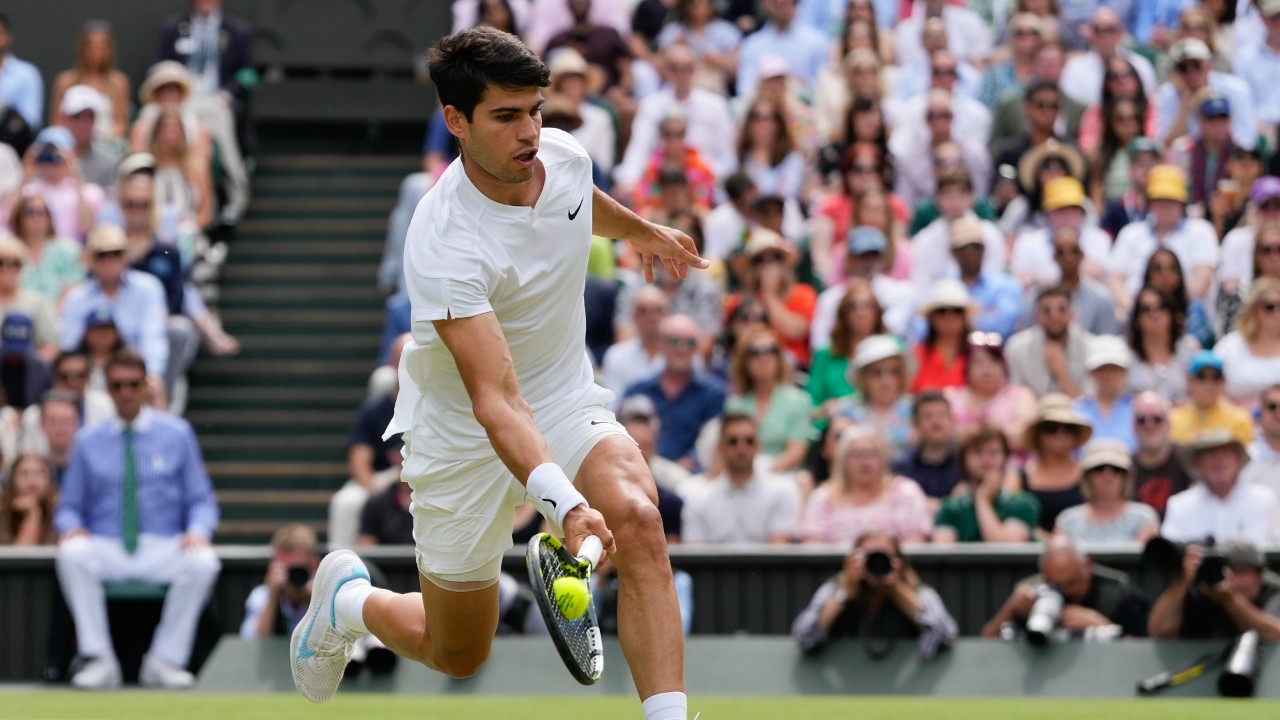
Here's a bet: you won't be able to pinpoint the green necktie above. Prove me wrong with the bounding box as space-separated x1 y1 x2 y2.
122 427 138 554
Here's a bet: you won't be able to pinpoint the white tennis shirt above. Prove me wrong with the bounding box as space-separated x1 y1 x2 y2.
385 128 606 459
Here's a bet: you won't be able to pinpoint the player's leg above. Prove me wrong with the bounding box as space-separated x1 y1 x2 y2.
360 571 501 679
574 435 685 712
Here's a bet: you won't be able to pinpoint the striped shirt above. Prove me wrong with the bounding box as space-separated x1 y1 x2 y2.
54 408 219 540
59 270 170 376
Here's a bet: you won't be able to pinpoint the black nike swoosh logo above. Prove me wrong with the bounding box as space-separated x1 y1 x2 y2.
590 420 606 425
542 497 558 509
568 197 584 221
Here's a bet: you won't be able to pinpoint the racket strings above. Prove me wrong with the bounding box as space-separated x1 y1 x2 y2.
537 545 595 669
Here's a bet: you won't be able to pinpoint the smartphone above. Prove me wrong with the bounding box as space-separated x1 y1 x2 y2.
35 145 61 165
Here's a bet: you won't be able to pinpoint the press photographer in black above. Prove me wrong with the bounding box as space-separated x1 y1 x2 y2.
980 537 1150 640
240 524 318 638
1148 539 1280 641
792 531 957 660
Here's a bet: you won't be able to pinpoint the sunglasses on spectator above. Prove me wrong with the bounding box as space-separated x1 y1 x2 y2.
1053 245 1082 258
1105 70 1136 81
1091 464 1128 474
58 370 89 381
20 206 48 217
665 336 697 350
123 200 153 211
1193 371 1224 381
1093 23 1121 34
747 344 780 358
725 435 756 447
1032 100 1060 112
932 306 965 317
926 111 953 121
109 379 144 391
94 250 125 260
0 258 21 269
1150 262 1178 273
932 67 958 77
1135 414 1166 426
1013 27 1039 37
1138 302 1169 315
752 252 785 266
1039 422 1077 435
850 164 879 174
1176 61 1206 73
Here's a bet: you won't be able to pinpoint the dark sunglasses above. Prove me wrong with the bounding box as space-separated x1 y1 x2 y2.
1176 61 1206 73
1032 100 1060 112
57 370 89 381
746 345 780 358
1091 464 1128 474
1137 303 1169 315
932 306 966 317
1053 245 1082 258
752 252 785 266
1039 421 1078 435
926 111 953 121
1013 27 1040 37
109 379 144 391
123 200 153 211
1135 414 1166 426
94 250 125 260
931 67 958 77
1093 23 1121 34
1193 371 1224 381
1105 70 1136 81
19 206 48 217
665 336 697 350
725 435 757 447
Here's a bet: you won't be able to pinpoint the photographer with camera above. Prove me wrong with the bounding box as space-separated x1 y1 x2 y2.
240 524 318 639
792 531 957 660
980 537 1150 640
1148 539 1280 641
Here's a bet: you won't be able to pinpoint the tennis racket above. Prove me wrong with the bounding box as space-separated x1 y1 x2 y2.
1136 646 1227 695
525 532 605 685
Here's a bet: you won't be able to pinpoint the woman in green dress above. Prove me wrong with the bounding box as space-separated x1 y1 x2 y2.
725 326 815 474
807 278 886 415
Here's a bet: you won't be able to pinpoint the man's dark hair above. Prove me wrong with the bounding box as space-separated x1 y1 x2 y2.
428 26 550 122
1024 79 1059 103
935 169 972 194
1036 285 1072 306
911 390 950 421
52 350 89 374
724 171 756 202
105 348 146 376
719 411 757 438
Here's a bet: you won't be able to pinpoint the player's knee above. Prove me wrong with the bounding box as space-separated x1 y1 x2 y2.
435 644 491 679
613 498 665 550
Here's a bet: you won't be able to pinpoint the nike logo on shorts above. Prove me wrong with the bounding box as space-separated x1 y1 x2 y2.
569 197 584 221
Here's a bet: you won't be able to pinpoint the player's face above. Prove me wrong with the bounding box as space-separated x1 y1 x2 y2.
452 83 544 187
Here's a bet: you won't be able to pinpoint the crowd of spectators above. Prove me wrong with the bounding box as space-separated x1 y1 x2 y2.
0 0 256 689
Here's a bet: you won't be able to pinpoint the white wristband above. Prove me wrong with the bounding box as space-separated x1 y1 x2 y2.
526 463 588 535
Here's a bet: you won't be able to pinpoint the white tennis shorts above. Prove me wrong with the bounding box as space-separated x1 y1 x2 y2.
404 395 628 581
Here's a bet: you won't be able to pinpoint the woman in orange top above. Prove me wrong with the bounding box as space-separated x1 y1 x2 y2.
911 280 972 392
725 228 817 368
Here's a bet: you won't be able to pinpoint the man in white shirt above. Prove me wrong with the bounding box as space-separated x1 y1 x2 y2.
682 413 800 544
602 286 668 401
810 226 917 347
1108 165 1218 316
893 0 992 68
1235 0 1280 128
1155 38 1257 151
911 172 1006 292
290 28 703 720
616 43 737 188
889 49 992 148
1242 384 1280 496
1060 7 1157 106
1163 430 1279 545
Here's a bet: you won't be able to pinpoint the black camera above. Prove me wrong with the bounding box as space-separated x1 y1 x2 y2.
287 565 310 590
1143 537 1227 586
1025 584 1065 646
864 551 893 579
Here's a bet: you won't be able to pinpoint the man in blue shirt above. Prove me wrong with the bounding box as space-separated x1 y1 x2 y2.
1074 336 1137 450
0 14 44 128
736 0 831 97
624 314 724 471
951 217 1023 339
53 349 220 690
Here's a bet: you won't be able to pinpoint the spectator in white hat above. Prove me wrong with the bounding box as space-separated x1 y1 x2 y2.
1054 439 1159 544
1073 336 1137 450
56 85 122 191
1155 38 1257 150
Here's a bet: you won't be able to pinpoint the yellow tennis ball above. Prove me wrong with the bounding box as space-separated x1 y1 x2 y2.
553 577 589 620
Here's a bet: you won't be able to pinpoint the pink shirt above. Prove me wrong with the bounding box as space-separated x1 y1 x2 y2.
28 178 104 243
945 383 1037 437
797 476 933 544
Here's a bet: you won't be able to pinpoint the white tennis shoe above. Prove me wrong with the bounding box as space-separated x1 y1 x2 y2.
290 549 369 702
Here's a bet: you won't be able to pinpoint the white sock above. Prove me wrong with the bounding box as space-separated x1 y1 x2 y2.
641 691 688 720
333 580 377 634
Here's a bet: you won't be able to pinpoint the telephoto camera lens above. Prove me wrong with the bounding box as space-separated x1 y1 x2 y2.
287 566 310 589
864 551 893 579
1025 585 1064 646
1219 631 1261 697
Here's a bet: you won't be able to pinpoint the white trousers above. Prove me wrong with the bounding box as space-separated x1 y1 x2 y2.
55 534 221 666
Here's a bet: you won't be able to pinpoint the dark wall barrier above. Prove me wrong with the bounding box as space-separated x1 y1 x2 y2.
0 544 1197 681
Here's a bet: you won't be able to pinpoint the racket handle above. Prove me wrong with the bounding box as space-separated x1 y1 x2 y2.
578 535 604 569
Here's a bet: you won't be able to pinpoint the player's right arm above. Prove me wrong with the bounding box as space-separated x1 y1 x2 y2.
432 312 616 557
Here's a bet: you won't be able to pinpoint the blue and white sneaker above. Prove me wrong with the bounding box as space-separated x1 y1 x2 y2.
290 549 370 702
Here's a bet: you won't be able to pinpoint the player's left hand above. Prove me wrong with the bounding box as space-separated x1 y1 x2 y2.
630 221 708 283
563 505 616 567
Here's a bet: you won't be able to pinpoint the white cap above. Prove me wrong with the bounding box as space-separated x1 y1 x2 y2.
757 55 790 80
1085 335 1132 371
60 85 105 117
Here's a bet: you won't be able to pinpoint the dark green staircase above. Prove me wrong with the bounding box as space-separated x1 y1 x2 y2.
186 154 418 544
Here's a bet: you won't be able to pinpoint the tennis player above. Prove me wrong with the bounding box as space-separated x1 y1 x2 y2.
291 26 700 720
